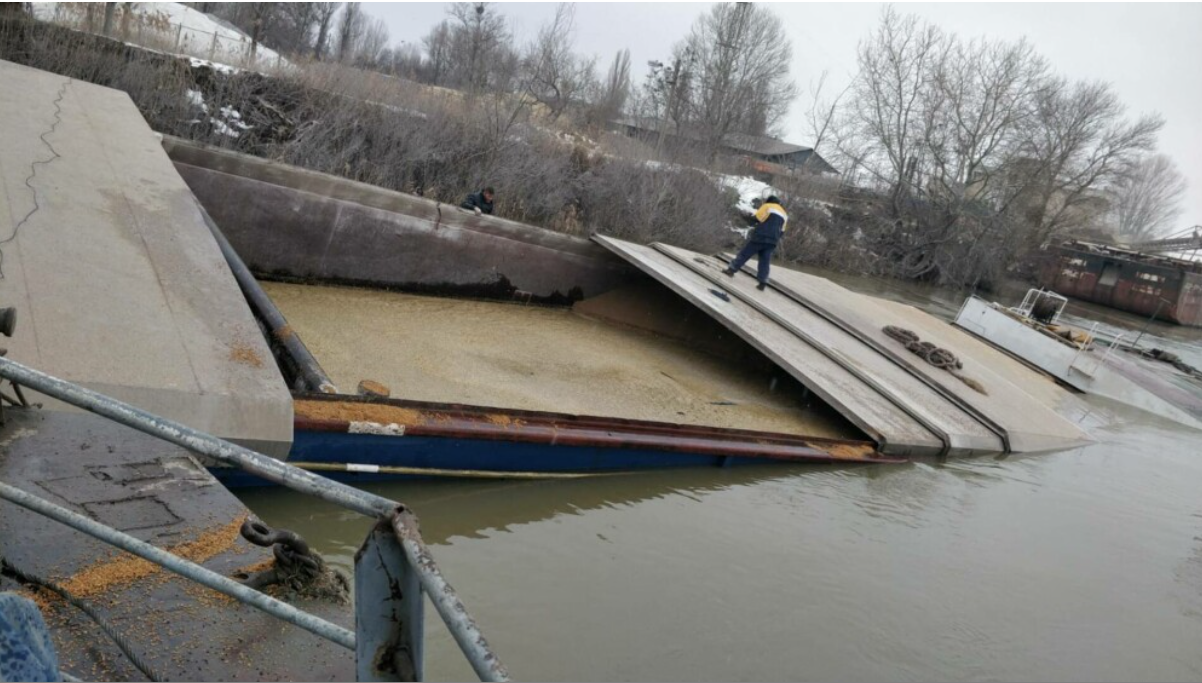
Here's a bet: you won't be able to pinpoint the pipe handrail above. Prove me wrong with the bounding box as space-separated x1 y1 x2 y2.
0 356 508 681
0 480 357 649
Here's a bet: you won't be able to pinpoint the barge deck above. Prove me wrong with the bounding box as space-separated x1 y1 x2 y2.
593 237 1094 458
0 408 352 681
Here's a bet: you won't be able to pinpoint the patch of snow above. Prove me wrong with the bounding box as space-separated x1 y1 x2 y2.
189 56 242 75
211 119 239 138
33 2 289 69
713 173 777 214
643 159 685 173
184 88 208 113
800 198 836 219
364 100 429 120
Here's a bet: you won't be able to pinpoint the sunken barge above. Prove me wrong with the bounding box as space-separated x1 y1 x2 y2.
163 138 1092 485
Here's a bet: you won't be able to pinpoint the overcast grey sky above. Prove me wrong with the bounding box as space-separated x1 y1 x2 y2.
368 2 1202 235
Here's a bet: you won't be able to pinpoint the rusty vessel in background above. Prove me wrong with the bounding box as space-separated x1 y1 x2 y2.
1038 240 1202 326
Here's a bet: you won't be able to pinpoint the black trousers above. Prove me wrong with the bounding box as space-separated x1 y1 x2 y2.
729 241 776 284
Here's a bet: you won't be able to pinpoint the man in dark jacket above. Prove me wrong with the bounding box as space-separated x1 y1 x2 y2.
723 195 788 291
461 186 495 215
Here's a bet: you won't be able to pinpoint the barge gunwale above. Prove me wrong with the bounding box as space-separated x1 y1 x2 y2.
291 392 891 465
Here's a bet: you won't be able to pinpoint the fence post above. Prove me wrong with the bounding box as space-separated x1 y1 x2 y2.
209 30 218 60
175 22 184 51
355 520 424 682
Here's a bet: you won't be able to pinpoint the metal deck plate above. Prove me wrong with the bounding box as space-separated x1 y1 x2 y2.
593 236 1093 456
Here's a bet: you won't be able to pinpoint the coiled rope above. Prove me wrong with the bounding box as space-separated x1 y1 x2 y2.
883 326 963 370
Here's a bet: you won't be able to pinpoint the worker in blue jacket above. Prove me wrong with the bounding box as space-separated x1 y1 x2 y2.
723 195 788 291
460 186 495 215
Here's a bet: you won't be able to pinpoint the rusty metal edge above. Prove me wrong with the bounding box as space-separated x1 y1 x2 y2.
293 415 898 465
292 393 876 451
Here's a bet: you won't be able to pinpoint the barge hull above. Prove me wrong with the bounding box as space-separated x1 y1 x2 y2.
1038 241 1202 326
163 137 635 305
209 395 894 487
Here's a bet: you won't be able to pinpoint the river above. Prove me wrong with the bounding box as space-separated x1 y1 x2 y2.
238 270 1202 682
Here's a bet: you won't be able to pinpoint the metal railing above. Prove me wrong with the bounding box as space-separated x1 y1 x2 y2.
0 356 508 682
1012 288 1068 325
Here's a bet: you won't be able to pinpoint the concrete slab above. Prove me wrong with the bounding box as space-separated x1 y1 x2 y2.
594 235 1094 456
0 408 351 681
0 60 291 455
593 236 945 456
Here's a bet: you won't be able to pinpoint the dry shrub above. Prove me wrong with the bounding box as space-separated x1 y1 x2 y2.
1 16 740 256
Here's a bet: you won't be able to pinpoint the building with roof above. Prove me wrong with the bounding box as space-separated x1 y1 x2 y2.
610 116 838 175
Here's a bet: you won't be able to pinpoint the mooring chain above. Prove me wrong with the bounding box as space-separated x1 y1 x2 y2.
1138 348 1202 379
240 518 323 577
882 325 963 371
236 517 350 601
234 517 348 605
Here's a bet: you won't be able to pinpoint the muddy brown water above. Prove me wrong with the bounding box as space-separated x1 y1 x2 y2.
240 269 1202 682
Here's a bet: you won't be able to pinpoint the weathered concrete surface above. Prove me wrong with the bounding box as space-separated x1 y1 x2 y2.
161 136 636 304
0 61 291 455
594 236 1094 456
0 408 352 681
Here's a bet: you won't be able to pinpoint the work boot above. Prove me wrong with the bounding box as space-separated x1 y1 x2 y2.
722 268 736 277
757 282 768 291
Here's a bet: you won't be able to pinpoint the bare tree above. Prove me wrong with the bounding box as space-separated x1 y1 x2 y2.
119 1 133 40
421 20 452 84
313 2 340 60
676 2 798 148
102 3 116 36
356 15 390 67
600 49 631 118
1107 153 1188 241
445 2 511 94
817 6 1167 286
247 2 273 60
925 36 1048 205
521 4 593 120
842 7 947 210
584 48 631 125
1017 78 1163 241
336 2 362 64
800 70 850 171
641 52 695 136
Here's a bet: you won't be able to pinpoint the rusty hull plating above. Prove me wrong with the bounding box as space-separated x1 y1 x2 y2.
1038 241 1202 326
